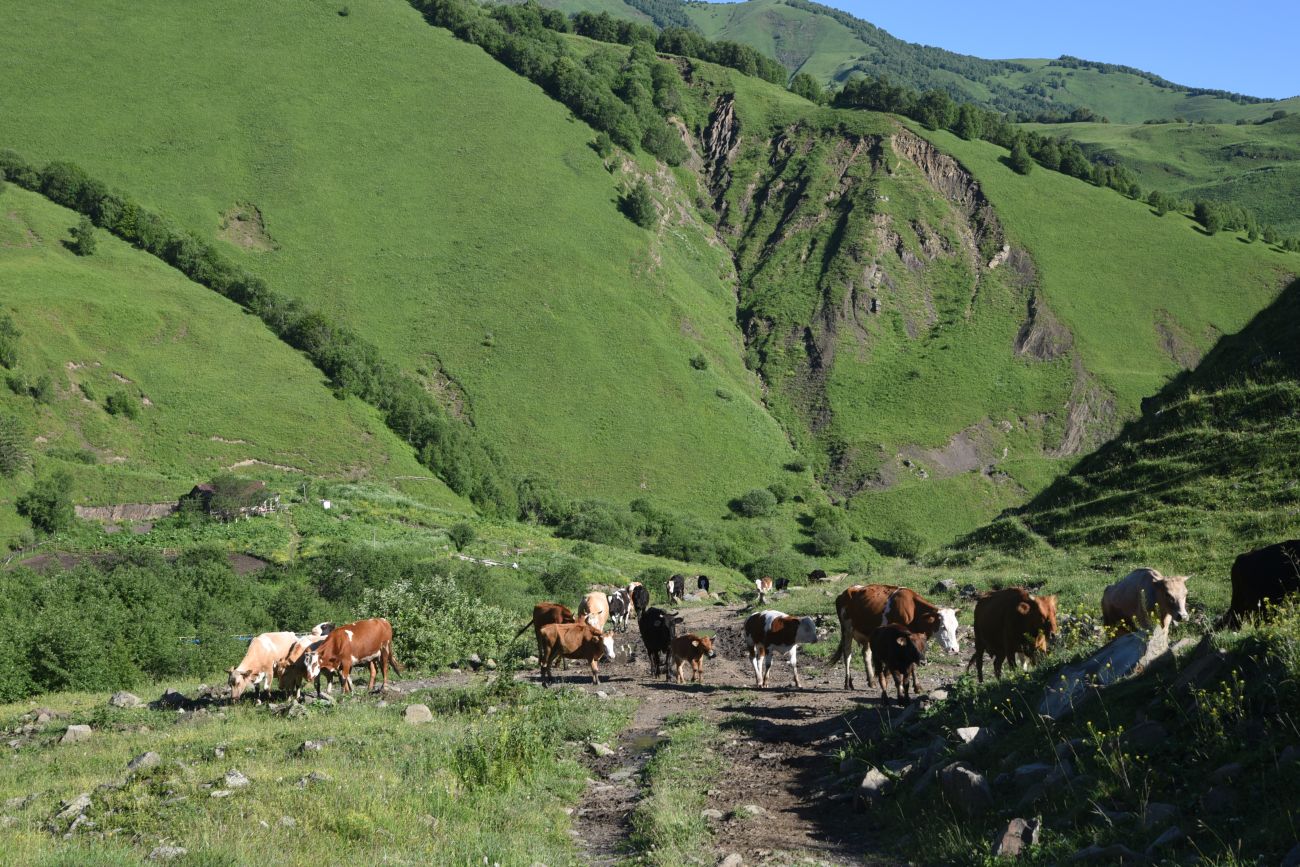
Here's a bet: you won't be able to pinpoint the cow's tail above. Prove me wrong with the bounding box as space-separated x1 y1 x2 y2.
825 594 850 667
386 640 403 675
512 620 533 641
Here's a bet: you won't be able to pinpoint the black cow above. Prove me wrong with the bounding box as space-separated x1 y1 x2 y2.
667 574 686 603
808 569 827 582
774 577 790 591
869 623 926 703
638 607 684 680
696 575 710 593
1218 539 1300 628
630 582 650 618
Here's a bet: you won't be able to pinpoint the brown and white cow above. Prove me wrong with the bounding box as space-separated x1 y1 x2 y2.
578 591 610 631
537 620 616 686
1102 567 1190 633
754 576 774 605
869 624 926 703
666 575 686 604
228 631 299 701
670 633 716 685
304 617 401 696
743 610 819 688
276 634 326 701
827 584 960 690
970 587 1058 682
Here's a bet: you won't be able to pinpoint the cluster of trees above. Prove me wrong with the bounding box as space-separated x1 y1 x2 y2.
621 0 692 30
0 149 517 516
1048 56 1271 105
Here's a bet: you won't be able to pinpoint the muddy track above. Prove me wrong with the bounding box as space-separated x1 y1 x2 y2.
529 601 968 866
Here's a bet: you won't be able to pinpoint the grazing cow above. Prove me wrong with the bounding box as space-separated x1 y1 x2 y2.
743 610 819 688
826 584 960 690
608 589 632 632
754 576 774 605
1102 568 1190 633
538 621 616 686
671 634 716 684
970 588 1058 683
628 581 650 619
774 577 790 592
228 631 299 701
696 575 710 593
667 575 686 603
638 606 684 680
276 634 326 701
1218 540 1300 628
808 569 828 583
305 617 401 696
578 591 610 631
870 624 926 703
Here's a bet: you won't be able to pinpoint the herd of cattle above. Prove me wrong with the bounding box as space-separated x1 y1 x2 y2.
228 539 1300 703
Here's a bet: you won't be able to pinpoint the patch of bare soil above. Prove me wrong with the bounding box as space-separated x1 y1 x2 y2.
218 203 276 252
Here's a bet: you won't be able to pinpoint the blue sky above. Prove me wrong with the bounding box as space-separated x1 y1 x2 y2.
758 0 1298 98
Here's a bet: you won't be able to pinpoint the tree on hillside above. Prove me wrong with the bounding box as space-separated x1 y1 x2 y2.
16 470 74 534
0 315 19 369
621 179 655 228
954 103 983 140
1008 139 1034 175
1194 200 1222 234
68 216 97 256
789 72 824 104
0 414 28 478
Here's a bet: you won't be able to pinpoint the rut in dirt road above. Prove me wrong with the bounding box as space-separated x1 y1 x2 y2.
557 600 965 866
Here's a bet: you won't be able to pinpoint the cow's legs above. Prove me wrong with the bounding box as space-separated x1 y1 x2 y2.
992 653 1004 680
674 658 685 685
788 647 801 689
589 659 600 686
972 637 985 683
751 648 764 688
864 642 876 684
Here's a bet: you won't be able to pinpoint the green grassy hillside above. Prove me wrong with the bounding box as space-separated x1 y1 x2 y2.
1024 114 1300 234
0 0 797 521
0 186 464 540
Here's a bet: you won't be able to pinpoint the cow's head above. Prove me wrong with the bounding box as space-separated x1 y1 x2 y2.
896 629 927 664
302 650 323 680
795 615 819 644
227 667 258 700
1017 594 1058 655
935 608 960 654
601 633 617 662
1153 575 1190 623
693 635 717 659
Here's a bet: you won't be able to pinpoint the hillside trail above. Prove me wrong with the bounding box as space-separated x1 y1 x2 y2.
397 599 969 867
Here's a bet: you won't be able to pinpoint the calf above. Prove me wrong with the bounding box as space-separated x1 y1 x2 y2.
538 621 616 686
869 624 926 703
670 634 716 685
638 606 684 680
970 588 1058 682
228 631 299 701
514 601 577 670
827 584 960 690
1102 567 1190 633
628 581 650 619
667 575 686 603
305 617 401 696
1218 539 1300 628
754 576 774 605
696 575 710 593
276 634 325 702
774 577 790 592
578 591 610 631
743 610 819 688
608 589 632 632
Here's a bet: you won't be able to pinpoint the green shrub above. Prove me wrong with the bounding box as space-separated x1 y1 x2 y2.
534 555 587 603
15 470 74 534
0 414 28 478
812 518 851 556
621 179 655 228
785 457 809 473
766 480 793 504
570 540 596 559
689 353 708 370
556 499 640 547
881 528 926 562
448 521 476 551
743 551 806 584
733 487 777 518
104 389 140 418
593 131 614 158
0 314 18 368
364 573 514 671
68 215 97 255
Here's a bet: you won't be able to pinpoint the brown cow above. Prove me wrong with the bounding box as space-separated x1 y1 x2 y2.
670 634 716 684
578 591 610 631
970 588 1058 682
1102 568 1190 633
754 576 774 605
514 601 576 662
537 621 616 686
744 610 819 688
304 617 401 696
276 634 325 701
869 624 926 703
826 585 960 690
1218 540 1300 628
228 631 299 701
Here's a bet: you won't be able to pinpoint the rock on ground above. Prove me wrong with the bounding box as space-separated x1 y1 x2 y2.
223 770 250 789
587 741 615 758
127 752 161 772
938 762 991 816
109 691 142 709
992 817 1041 858
148 845 187 861
60 725 92 745
404 704 433 724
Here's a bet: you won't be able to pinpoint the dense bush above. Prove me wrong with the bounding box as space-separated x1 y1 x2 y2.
448 521 476 551
16 470 75 534
364 571 515 670
532 555 588 603
68 215 97 255
733 488 778 518
743 550 807 584
0 314 18 368
104 389 140 419
0 414 28 477
622 179 656 228
557 498 641 547
810 507 851 556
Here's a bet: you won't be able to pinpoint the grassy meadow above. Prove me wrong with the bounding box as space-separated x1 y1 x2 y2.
0 0 798 520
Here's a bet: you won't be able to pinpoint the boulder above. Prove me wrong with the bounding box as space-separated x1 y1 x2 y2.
1201 785 1237 814
938 762 991 816
587 741 615 758
223 770 250 789
148 845 187 861
930 579 957 594
296 771 330 788
700 808 725 821
297 739 334 755
1039 630 1168 720
1145 826 1183 855
857 768 894 808
54 793 92 822
1120 721 1168 753
1282 842 1300 867
1140 802 1177 830
1210 761 1242 783
109 691 142 709
60 725 92 745
733 804 765 819
404 704 433 725
719 855 743 867
127 752 161 773
955 726 987 745
992 817 1041 858
1012 763 1053 787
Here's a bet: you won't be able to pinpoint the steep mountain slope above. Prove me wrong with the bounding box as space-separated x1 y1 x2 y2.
1023 114 1300 234
0 186 463 540
965 275 1300 579
683 0 1300 123
0 0 798 519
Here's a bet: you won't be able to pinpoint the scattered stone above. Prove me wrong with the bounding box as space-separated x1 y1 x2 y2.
60 725 92 745
719 854 744 867
928 688 949 702
1013 763 1053 787
1055 738 1085 760
1070 843 1144 862
955 726 986 745
882 758 914 778
210 790 233 799
1282 842 1300 867
297 739 334 755
1146 826 1184 855
930 579 957 594
212 745 226 759
1044 759 1076 785
1141 802 1177 830
1015 784 1047 811
54 793 92 822
595 691 609 700
587 742 615 758
484 659 497 670
279 816 297 828
526 656 539 666
34 708 57 724
468 653 482 670
1210 761 1242 783
64 812 93 837
1171 641 1227 692
404 704 433 725
758 751 781 760
5 794 35 811
857 768 895 808
733 804 765 819
1040 631 1168 720
296 772 330 788
701 809 725 821
223 770 250 789
992 817 1041 858
109 691 142 709
607 767 636 783
1120 721 1168 753
148 845 187 861
127 751 161 773
1201 785 1237 814
939 762 992 816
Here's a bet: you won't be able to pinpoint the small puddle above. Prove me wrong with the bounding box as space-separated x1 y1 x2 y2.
627 733 665 753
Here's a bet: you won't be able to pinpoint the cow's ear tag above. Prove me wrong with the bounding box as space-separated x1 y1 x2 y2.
692 640 700 647
896 636 906 646
1017 602 1031 615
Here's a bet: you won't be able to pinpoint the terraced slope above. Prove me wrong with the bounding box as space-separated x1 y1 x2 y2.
0 0 798 519
0 186 463 540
